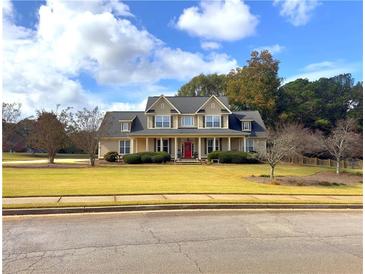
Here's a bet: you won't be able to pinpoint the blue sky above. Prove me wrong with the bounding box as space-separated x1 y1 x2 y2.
3 0 363 116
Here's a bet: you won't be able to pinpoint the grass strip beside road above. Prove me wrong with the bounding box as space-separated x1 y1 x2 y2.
3 197 362 209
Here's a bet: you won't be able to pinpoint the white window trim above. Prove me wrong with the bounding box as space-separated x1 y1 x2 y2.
206 138 220 153
180 116 194 127
119 140 131 155
156 139 170 153
155 115 171 128
205 115 221 128
121 122 129 132
243 121 251 131
246 139 255 152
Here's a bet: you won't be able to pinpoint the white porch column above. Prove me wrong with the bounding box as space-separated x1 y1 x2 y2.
213 137 216 151
174 137 178 159
98 141 101 158
243 137 247 152
228 137 231 151
135 138 138 153
160 137 163 152
130 138 134 154
146 138 149 152
198 137 201 160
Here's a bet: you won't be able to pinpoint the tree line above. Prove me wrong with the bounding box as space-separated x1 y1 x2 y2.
177 50 363 132
2 104 103 166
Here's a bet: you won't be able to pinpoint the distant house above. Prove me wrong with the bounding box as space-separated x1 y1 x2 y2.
98 95 267 160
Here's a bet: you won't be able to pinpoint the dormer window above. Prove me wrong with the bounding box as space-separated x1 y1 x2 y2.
242 121 251 131
155 115 171 128
121 122 129 132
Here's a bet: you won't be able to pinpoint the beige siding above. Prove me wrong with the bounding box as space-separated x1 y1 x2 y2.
153 98 174 115
221 138 228 151
99 139 119 158
173 116 179 129
197 115 204 128
135 138 146 153
201 97 224 115
231 138 240 151
222 115 229 128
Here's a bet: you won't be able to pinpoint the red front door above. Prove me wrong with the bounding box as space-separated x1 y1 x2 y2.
184 142 192 159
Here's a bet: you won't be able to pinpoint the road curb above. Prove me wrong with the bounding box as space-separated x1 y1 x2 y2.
3 203 363 216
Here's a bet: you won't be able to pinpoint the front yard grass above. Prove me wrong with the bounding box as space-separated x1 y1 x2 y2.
3 164 362 197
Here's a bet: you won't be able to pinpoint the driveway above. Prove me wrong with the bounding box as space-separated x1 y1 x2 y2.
3 210 362 273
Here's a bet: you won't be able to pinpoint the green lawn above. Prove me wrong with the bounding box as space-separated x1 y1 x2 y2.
2 152 89 161
3 164 362 197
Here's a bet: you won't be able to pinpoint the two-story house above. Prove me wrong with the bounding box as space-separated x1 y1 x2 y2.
98 95 267 160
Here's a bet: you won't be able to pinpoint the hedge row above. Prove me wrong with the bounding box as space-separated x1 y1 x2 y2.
124 152 171 164
207 151 259 164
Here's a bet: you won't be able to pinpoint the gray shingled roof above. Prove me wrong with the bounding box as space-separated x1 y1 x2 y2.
145 96 230 113
99 110 267 138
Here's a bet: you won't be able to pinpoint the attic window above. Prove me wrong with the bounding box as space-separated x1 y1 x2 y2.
121 122 129 132
242 121 251 131
160 103 165 109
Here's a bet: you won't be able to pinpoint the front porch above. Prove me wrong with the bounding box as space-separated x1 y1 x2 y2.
131 136 250 160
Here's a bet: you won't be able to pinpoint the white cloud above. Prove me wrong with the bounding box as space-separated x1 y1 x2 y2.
3 0 238 116
107 100 147 112
284 60 360 83
176 0 258 41
274 0 319 26
254 44 285 54
201 41 221 50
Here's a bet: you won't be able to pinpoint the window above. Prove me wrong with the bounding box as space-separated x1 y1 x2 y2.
121 122 129 132
181 116 194 127
207 138 220 153
156 139 169 153
246 139 254 152
155 115 171 128
243 121 251 131
205 115 221 128
119 140 130 155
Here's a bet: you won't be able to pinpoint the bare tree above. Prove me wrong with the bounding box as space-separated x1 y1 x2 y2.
2 103 22 152
2 103 21 123
319 119 360 174
70 107 104 166
257 124 310 180
30 111 67 164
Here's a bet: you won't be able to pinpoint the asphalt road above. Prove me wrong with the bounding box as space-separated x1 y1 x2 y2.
3 210 362 274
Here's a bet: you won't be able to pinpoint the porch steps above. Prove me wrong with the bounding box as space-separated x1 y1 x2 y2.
174 159 203 165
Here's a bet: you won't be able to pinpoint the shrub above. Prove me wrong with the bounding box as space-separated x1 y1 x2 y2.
104 151 119 162
140 153 153 163
207 151 222 161
152 151 171 163
208 151 260 164
123 152 171 164
123 154 142 164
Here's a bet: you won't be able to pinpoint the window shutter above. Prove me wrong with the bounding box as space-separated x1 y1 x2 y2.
154 138 156 152
171 116 173 128
221 116 224 128
204 138 207 154
202 116 205 128
152 116 155 128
